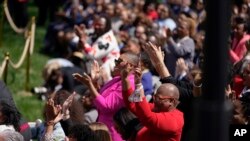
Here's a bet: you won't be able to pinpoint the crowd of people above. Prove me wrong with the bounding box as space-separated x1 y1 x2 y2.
1 0 250 141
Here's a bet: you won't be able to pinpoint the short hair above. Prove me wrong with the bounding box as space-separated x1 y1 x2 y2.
0 130 24 141
240 58 250 73
123 52 140 66
89 122 112 141
140 51 153 69
68 124 93 141
89 122 109 132
234 16 248 32
0 100 21 131
113 108 142 140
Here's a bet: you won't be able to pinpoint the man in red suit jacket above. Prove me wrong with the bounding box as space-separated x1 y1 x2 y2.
121 64 184 141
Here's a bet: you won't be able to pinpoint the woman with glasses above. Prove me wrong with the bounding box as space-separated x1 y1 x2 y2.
73 52 139 141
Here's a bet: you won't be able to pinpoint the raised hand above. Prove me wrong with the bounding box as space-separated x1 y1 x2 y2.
62 92 76 114
225 84 236 101
45 98 62 122
73 72 93 87
134 67 142 85
175 58 188 75
74 24 87 44
120 63 134 80
166 28 172 38
74 24 86 38
143 42 165 67
90 60 101 83
129 66 144 103
142 41 170 77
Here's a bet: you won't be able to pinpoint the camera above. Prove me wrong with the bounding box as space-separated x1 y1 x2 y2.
31 87 48 101
31 87 48 94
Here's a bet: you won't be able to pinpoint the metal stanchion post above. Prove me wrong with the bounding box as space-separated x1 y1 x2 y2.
3 52 9 84
25 32 30 91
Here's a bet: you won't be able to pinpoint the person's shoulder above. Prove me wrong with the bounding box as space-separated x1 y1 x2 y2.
170 109 184 117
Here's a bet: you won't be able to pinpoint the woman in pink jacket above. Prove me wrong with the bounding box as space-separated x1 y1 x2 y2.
230 17 250 64
73 52 139 141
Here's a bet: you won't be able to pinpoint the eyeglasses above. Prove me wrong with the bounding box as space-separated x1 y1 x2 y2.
153 95 175 103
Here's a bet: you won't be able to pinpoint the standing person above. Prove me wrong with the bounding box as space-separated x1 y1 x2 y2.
142 42 202 141
120 62 184 141
75 14 120 83
73 52 139 141
230 17 250 64
164 19 195 76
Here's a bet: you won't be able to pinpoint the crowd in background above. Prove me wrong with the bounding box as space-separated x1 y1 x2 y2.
0 0 250 141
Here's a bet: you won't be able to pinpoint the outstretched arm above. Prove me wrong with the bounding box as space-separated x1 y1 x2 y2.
121 63 136 112
127 66 182 134
143 42 170 78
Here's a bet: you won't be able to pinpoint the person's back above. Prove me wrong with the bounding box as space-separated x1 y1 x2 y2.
0 130 24 141
0 81 31 141
135 109 183 141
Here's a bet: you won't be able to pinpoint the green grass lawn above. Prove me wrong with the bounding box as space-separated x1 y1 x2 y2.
0 2 50 121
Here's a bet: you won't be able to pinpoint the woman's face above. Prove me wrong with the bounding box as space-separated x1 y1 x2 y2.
81 95 93 109
112 54 135 76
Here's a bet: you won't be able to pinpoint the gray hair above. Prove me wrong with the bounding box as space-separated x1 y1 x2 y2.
0 130 24 141
123 52 140 66
240 54 250 73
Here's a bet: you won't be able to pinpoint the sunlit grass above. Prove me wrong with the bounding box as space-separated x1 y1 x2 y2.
0 2 49 121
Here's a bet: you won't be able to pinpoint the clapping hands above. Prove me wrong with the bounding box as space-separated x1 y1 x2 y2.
142 42 165 67
74 24 88 46
73 72 93 87
45 98 63 124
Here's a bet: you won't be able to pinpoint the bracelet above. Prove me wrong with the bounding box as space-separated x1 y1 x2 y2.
45 121 54 126
136 83 143 88
193 81 202 88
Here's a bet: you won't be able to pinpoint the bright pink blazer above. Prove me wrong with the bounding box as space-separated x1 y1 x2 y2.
94 75 135 141
230 34 250 63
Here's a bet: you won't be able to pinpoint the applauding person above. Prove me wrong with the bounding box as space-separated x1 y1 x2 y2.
73 52 139 141
121 60 184 141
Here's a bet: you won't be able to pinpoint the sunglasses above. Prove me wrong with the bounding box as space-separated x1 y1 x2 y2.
115 58 124 65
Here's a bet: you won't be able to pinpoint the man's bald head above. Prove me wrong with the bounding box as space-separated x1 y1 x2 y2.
156 83 180 100
153 83 180 112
